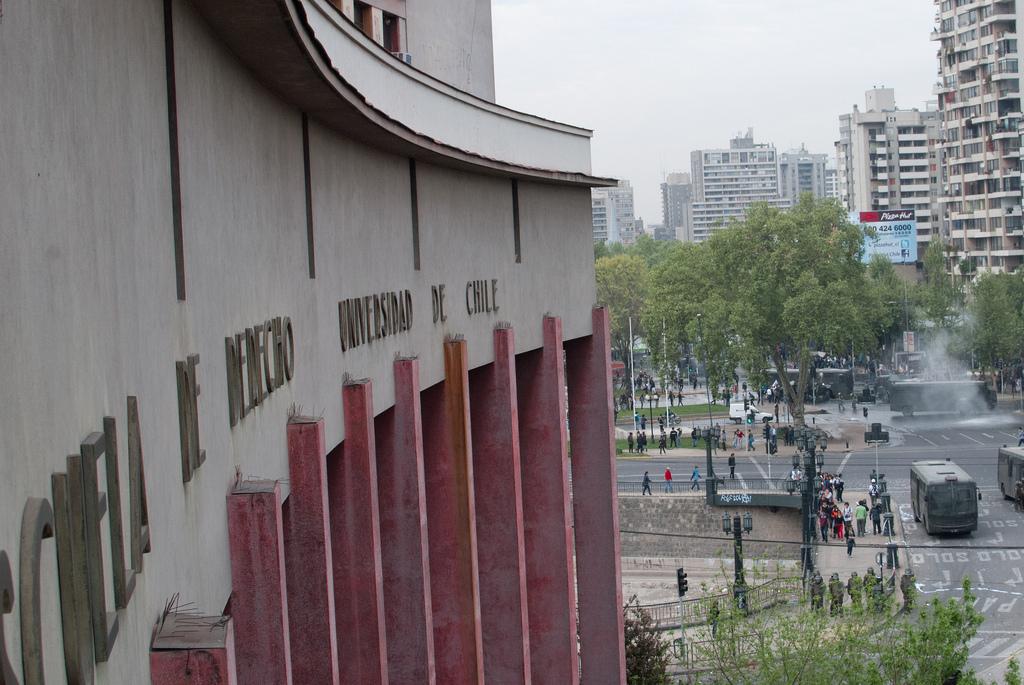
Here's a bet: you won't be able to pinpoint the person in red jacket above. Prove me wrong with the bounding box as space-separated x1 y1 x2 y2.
664 467 674 493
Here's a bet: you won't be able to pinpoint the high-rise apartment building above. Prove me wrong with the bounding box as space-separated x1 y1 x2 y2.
592 180 636 243
779 146 830 202
690 130 790 242
661 172 693 241
825 166 840 199
835 88 943 255
933 0 1024 274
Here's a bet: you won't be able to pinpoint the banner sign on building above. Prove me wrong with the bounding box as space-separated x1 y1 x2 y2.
851 210 918 264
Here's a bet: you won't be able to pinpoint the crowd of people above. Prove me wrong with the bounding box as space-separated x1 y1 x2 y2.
807 473 886 547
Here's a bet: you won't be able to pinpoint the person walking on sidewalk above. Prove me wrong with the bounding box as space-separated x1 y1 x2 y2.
843 502 855 538
835 474 845 502
747 430 755 452
829 573 844 616
658 432 667 454
819 510 829 542
846 535 856 557
627 432 634 454
855 500 868 537
641 471 652 496
664 467 674 493
728 453 736 479
847 572 863 610
690 466 701 491
870 503 882 535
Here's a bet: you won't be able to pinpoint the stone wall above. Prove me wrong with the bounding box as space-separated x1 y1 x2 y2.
618 495 802 560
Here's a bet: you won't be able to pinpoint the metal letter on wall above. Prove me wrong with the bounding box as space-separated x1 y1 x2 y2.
76 437 119 661
51 471 95 685
0 551 19 685
101 418 130 608
19 498 54 685
126 396 151 575
176 354 205 482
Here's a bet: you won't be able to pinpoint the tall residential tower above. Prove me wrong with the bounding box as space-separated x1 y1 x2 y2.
835 88 942 256
933 0 1024 273
690 130 790 242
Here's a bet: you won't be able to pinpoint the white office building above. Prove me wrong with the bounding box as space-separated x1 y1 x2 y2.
592 180 636 244
779 146 830 202
933 0 1024 274
689 130 790 242
661 172 694 242
835 88 943 255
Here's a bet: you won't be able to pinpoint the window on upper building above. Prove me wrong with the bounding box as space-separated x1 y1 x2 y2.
382 11 402 52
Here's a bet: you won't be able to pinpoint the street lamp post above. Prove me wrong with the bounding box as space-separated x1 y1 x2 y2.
646 393 659 440
703 425 721 505
722 511 753 611
795 426 827 577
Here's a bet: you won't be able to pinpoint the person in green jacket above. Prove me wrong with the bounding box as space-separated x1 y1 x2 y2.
855 500 869 537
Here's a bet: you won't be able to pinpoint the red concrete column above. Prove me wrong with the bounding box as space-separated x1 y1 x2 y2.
516 316 579 684
565 307 627 683
375 358 436 683
421 338 484 684
330 380 389 684
469 327 531 684
283 417 340 685
150 615 238 685
226 481 292 685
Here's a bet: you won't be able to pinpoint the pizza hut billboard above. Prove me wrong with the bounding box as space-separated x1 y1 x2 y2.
850 210 918 264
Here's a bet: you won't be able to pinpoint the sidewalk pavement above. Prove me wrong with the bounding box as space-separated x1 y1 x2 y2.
812 489 909 608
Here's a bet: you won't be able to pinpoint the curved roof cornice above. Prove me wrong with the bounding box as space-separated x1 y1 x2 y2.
188 0 615 187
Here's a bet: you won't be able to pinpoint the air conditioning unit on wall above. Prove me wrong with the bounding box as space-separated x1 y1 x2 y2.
392 52 413 65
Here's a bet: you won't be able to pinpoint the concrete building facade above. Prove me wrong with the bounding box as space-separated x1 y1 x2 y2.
835 88 943 255
0 1 625 683
690 130 790 242
933 0 1024 274
592 180 636 244
661 172 694 242
778 146 830 202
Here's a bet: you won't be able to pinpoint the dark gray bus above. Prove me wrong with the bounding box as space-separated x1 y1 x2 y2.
997 446 1024 500
910 460 980 535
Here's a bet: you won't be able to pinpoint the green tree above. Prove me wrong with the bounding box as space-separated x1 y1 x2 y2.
596 254 648 374
623 596 672 684
647 196 878 424
917 237 963 329
866 254 909 354
968 272 1024 371
695 577 988 684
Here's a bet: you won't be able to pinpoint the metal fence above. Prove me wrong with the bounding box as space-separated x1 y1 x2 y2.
617 478 801 496
632 576 804 630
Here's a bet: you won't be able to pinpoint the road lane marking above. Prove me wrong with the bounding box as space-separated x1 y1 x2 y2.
960 433 984 445
1003 432 1018 440
838 452 852 474
983 433 995 439
912 433 938 447
942 435 951 441
747 455 769 479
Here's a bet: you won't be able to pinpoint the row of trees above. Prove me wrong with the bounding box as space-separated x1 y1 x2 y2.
595 196 1024 423
625 578 1020 684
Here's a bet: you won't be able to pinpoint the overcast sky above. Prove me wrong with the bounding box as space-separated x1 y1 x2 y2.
492 0 938 223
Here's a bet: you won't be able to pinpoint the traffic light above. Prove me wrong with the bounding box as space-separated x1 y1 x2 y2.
677 567 688 597
763 424 770 441
746 411 754 425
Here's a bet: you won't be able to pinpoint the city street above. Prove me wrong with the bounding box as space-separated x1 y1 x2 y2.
617 397 1024 679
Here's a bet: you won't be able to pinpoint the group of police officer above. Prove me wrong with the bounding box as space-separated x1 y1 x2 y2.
808 568 916 615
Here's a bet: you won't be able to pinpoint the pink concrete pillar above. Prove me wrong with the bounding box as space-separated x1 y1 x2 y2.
330 380 389 684
469 327 532 684
375 358 436 683
226 481 292 685
150 614 238 685
565 307 627 683
421 338 484 684
516 316 579 684
283 417 340 685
